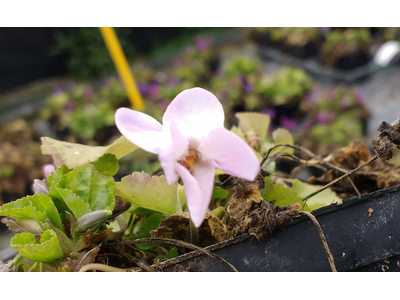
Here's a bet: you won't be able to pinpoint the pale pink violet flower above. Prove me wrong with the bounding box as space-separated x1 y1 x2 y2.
115 88 260 227
43 164 56 179
32 179 49 195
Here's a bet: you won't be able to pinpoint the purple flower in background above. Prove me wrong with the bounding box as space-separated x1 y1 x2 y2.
83 86 94 98
280 116 298 131
220 90 228 101
319 27 330 35
326 88 335 101
195 37 213 52
355 89 366 104
240 75 254 93
302 119 313 131
149 83 160 97
115 88 260 227
138 83 149 96
53 86 64 94
65 100 74 111
313 85 323 95
304 94 313 103
306 85 323 104
168 77 180 87
263 108 276 120
316 110 336 124
160 100 170 110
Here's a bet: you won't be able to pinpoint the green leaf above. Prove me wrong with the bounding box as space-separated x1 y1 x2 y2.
230 126 246 141
93 153 119 176
57 164 116 214
47 165 70 187
211 206 225 219
46 220 73 256
163 247 179 260
236 112 270 138
271 128 294 154
265 161 276 177
291 179 342 211
41 135 138 169
47 165 73 215
0 194 63 231
56 188 91 219
115 173 184 215
131 207 157 217
134 212 165 238
211 186 229 202
133 212 166 250
261 178 304 207
11 230 64 263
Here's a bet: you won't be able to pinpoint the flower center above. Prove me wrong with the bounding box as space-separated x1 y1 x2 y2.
179 149 197 171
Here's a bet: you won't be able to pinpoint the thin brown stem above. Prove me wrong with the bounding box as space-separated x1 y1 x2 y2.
114 246 157 272
262 143 363 198
189 219 199 245
300 211 337 272
303 155 378 203
262 143 350 173
105 237 238 272
75 244 101 272
347 177 361 197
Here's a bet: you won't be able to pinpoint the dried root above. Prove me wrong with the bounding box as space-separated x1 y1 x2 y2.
225 172 300 241
372 120 400 160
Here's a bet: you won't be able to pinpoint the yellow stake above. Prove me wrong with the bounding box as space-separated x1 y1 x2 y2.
99 27 144 110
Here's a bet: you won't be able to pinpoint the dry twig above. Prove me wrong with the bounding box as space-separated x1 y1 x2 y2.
105 237 238 272
302 155 378 202
300 211 337 272
261 143 372 202
114 247 157 272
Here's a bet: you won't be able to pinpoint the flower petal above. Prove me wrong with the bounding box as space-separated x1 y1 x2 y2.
115 108 164 154
176 160 215 227
162 88 225 143
159 121 189 185
32 179 49 195
199 128 260 181
43 164 56 179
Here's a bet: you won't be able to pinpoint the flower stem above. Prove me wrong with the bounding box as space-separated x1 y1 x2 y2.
189 219 199 246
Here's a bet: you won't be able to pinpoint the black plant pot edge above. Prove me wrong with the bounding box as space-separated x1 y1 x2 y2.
2 185 400 271
158 184 400 272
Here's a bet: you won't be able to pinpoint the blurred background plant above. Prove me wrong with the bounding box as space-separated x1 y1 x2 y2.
52 28 136 80
320 28 372 69
1 27 395 207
